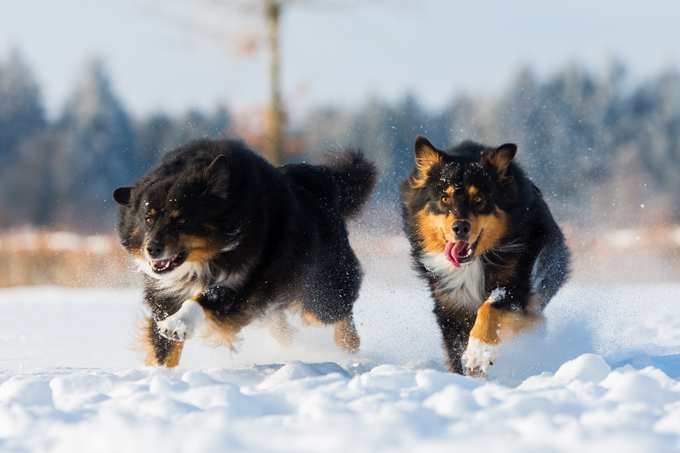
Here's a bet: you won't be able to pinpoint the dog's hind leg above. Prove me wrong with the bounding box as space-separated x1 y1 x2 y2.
267 308 294 346
137 315 185 368
299 310 361 353
333 314 360 353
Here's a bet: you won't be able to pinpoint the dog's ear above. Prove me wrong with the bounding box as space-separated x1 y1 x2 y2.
206 154 230 198
113 187 133 206
414 136 443 177
486 143 517 178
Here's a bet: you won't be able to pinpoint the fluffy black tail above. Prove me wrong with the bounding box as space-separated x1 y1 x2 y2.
321 149 378 219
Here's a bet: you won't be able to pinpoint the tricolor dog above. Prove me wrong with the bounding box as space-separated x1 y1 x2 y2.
400 136 570 374
113 139 377 367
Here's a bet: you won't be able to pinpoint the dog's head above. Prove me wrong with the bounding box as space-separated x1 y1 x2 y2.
113 154 239 280
404 136 517 268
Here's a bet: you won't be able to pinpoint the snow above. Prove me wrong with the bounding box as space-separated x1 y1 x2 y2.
2 277 680 451
488 286 507 304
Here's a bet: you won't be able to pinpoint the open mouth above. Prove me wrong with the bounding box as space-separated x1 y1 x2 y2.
150 251 187 274
444 232 482 268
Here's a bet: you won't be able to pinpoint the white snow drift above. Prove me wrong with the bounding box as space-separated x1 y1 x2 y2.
1 275 680 451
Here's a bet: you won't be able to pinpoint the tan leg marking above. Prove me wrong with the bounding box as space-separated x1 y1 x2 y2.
464 295 544 373
267 309 294 346
163 342 185 368
300 310 360 353
470 298 544 345
204 310 252 350
333 317 360 353
301 311 326 327
133 316 157 365
134 316 185 367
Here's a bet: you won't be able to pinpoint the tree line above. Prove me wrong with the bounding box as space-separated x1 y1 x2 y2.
1 50 679 232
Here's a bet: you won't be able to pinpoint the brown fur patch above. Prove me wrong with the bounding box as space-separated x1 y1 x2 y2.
182 235 210 249
468 186 478 197
301 311 326 327
133 316 157 366
470 301 544 345
204 310 253 350
333 317 360 352
133 315 184 367
163 342 184 368
181 233 223 264
172 210 181 219
150 209 157 216
415 209 450 254
487 145 516 181
290 302 326 327
410 147 442 190
267 309 294 346
296 306 360 352
131 247 143 260
473 209 509 255
414 207 508 255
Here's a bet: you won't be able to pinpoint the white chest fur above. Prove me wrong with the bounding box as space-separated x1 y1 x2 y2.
420 252 485 312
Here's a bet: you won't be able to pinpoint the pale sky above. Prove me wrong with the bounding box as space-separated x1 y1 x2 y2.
1 0 679 120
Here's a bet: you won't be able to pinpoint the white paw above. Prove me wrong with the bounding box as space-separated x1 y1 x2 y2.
157 299 207 342
462 337 500 374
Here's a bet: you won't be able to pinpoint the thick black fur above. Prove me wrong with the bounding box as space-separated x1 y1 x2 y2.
114 139 377 366
400 137 570 374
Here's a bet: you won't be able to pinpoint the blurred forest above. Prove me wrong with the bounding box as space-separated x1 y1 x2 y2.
1 49 680 233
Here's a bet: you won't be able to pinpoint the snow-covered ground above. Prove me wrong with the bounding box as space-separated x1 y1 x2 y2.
2 247 680 451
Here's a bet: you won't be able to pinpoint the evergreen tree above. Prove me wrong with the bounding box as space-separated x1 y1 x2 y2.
58 58 136 229
0 50 48 227
0 49 46 164
134 107 231 171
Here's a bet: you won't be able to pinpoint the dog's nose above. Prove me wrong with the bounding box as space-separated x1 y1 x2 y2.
146 240 165 259
451 220 471 239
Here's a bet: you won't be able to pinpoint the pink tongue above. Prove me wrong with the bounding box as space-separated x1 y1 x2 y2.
445 241 469 268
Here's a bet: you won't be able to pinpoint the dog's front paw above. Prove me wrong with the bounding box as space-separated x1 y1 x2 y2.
157 299 207 342
157 316 192 341
462 337 500 374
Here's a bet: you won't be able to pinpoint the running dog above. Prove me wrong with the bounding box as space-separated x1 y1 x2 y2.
113 139 377 367
400 136 570 374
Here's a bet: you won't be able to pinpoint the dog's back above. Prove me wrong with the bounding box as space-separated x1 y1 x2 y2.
280 149 376 216
277 150 377 323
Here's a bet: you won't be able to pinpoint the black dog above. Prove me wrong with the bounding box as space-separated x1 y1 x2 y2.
400 136 570 374
113 139 377 367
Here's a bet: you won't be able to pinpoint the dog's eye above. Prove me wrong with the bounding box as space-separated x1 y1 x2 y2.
440 195 450 204
474 195 483 204
177 218 186 225
145 217 154 226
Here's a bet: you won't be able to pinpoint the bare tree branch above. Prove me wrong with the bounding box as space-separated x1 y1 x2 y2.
135 0 402 165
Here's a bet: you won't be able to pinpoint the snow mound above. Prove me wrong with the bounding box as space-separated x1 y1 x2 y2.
2 282 680 450
258 361 349 389
1 356 679 451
